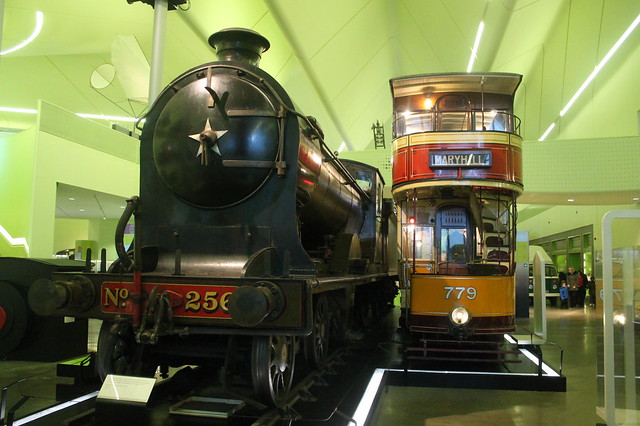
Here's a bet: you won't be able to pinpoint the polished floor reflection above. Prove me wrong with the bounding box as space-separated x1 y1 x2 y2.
371 305 604 425
1 304 606 425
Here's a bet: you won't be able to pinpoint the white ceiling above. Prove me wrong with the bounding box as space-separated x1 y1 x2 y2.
56 183 128 220
2 0 639 218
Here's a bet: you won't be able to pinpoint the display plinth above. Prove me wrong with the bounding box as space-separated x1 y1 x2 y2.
94 375 156 425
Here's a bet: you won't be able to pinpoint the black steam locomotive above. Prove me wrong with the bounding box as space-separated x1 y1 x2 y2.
29 28 396 406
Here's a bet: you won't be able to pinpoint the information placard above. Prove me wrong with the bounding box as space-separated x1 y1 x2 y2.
98 374 156 404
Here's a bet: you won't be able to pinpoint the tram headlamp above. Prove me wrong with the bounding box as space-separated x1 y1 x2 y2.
450 306 470 326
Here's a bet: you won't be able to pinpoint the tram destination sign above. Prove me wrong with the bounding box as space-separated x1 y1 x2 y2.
430 150 492 168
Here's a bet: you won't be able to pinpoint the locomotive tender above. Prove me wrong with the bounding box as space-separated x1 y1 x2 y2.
28 28 396 406
390 72 523 360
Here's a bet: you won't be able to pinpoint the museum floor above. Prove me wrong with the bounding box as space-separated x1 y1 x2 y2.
371 303 605 426
0 302 606 425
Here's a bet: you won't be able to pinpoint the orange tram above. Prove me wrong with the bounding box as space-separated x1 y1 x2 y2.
390 73 523 361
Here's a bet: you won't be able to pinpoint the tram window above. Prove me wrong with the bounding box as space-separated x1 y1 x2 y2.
489 111 507 131
440 228 467 262
401 224 434 261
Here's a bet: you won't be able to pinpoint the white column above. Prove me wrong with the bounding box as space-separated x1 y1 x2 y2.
147 0 168 105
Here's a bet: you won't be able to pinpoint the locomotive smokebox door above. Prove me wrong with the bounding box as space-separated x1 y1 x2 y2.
152 74 280 209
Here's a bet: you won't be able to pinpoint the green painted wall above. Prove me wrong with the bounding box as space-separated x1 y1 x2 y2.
0 127 36 257
53 218 89 255
1 101 139 258
523 136 640 194
54 218 130 265
518 204 640 252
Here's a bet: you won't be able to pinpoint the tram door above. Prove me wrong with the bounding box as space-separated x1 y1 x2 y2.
436 206 472 275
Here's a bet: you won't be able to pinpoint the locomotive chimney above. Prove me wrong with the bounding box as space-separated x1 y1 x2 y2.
208 27 270 67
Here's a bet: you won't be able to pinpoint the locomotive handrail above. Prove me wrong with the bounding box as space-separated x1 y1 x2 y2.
217 63 369 202
115 196 138 271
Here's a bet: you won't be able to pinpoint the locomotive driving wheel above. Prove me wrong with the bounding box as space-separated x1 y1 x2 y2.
251 334 296 407
97 321 156 379
0 283 28 356
305 294 330 367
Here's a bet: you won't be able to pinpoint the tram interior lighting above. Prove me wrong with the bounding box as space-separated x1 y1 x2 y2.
423 97 433 109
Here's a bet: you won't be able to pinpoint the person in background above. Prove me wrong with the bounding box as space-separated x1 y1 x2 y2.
577 269 586 308
588 276 597 308
558 270 567 284
559 281 569 309
567 267 578 308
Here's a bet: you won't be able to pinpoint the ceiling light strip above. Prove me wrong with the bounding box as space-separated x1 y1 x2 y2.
539 12 640 140
0 108 142 124
75 113 142 122
560 13 640 117
0 106 37 114
467 21 485 73
538 122 556 141
0 11 44 56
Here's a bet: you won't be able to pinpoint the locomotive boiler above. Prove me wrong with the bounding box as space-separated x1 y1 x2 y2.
28 28 396 407
390 72 523 361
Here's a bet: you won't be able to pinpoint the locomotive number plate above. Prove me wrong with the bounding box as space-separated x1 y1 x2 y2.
101 282 237 319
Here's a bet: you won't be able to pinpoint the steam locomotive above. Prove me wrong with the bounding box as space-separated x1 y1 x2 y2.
28 28 396 406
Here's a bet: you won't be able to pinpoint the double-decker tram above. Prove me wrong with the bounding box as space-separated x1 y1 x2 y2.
390 73 523 361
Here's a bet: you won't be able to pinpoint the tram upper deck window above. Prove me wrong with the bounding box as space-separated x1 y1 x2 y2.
392 92 520 138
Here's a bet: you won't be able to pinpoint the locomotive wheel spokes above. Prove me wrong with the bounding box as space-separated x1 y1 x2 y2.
252 334 296 407
305 294 330 367
97 321 156 379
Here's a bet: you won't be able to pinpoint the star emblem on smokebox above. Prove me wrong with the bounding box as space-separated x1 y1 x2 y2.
188 118 228 166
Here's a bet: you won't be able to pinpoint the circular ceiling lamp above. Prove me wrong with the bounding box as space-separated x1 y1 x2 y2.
90 64 117 90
